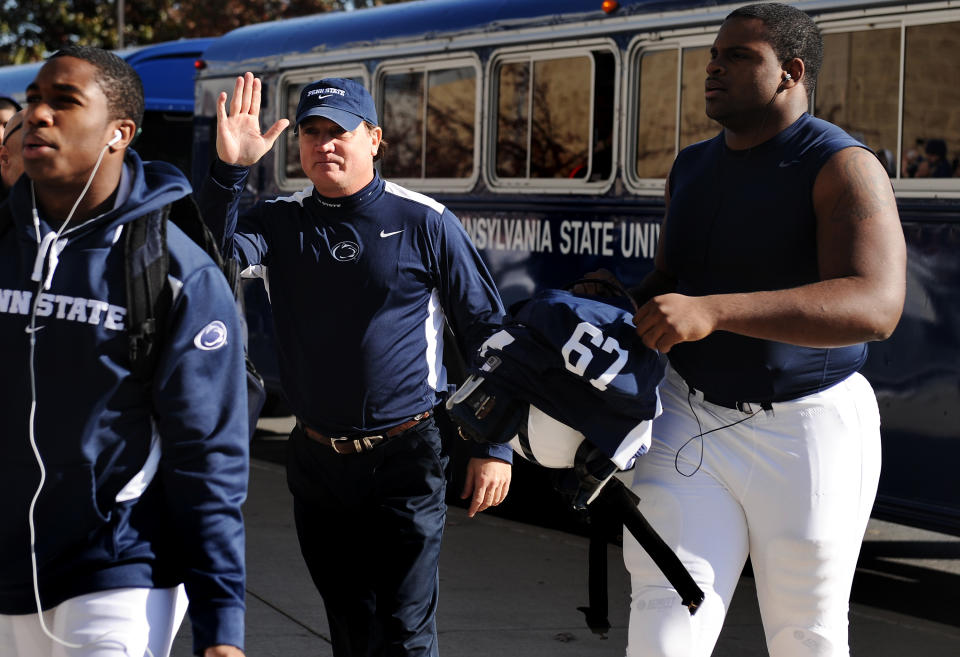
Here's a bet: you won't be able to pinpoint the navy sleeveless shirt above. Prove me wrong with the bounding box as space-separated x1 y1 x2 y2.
663 113 870 404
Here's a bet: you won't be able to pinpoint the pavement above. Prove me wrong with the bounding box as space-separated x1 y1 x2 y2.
170 417 960 656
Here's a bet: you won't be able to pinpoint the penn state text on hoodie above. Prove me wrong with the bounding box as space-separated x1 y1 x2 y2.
199 161 511 461
0 151 249 654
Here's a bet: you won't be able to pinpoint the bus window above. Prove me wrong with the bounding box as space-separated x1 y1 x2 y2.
493 47 615 186
903 21 960 178
378 63 477 181
680 46 719 148
284 83 304 181
635 49 678 180
381 72 423 178
589 51 616 182
495 61 530 178
530 56 590 178
425 68 476 178
816 28 899 175
634 45 720 182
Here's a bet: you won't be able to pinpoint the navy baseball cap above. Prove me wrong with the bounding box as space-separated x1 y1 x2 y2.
294 78 378 133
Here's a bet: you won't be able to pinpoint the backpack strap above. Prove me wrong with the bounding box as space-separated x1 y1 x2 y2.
125 193 266 435
165 193 265 435
167 193 242 296
125 204 171 382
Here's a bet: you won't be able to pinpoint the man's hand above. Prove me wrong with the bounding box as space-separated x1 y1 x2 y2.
204 645 245 657
216 72 290 167
633 293 718 353
461 457 511 518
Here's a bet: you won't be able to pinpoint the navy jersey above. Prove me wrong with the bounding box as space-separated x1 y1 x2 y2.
199 161 511 461
480 289 664 468
664 113 869 403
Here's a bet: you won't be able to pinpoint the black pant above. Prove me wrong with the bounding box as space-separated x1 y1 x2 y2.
287 417 447 657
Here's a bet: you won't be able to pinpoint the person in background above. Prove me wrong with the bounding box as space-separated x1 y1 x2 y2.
1 108 25 193
915 138 952 178
0 96 21 143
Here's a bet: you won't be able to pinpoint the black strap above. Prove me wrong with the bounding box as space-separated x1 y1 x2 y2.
577 506 613 635
168 194 226 271
598 480 705 614
125 204 171 382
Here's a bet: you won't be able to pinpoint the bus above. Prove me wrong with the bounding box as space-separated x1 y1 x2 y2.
192 0 960 535
0 37 213 177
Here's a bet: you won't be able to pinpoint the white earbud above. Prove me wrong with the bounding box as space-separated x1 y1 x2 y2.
783 72 792 81
107 129 122 147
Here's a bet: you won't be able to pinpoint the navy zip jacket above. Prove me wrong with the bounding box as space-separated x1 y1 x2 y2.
0 152 249 654
199 161 511 461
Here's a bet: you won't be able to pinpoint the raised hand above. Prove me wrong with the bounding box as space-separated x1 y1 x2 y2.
216 72 290 167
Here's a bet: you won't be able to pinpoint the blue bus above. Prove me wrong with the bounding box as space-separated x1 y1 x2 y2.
0 37 213 177
189 0 960 534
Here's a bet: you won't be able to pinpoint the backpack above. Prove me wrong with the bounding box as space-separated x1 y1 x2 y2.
0 196 266 439
125 194 266 439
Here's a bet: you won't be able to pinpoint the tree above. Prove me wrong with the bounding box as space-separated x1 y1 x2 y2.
0 0 412 65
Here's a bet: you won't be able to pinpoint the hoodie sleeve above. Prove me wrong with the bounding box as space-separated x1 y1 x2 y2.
433 208 512 462
151 262 249 655
196 158 271 270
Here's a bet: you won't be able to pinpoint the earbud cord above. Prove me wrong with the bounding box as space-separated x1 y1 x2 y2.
743 85 784 161
26 143 154 657
674 390 759 477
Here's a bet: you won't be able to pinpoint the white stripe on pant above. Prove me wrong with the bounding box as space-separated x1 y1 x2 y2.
0 585 188 657
623 366 881 657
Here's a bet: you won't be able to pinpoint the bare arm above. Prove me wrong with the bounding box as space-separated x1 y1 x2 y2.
634 147 906 352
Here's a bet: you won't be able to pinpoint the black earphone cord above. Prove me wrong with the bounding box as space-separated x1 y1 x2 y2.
674 391 762 477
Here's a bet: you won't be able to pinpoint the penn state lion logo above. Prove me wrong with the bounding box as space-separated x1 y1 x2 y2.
194 320 228 351
331 240 360 262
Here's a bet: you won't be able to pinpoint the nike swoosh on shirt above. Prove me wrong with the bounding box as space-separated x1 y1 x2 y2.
380 229 404 238
778 160 801 168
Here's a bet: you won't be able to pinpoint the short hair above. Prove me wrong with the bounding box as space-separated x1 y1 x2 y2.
363 120 387 162
924 138 947 159
48 46 144 131
726 3 823 99
0 96 21 112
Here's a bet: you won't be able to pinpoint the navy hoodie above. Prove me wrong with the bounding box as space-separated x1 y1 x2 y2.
0 151 248 654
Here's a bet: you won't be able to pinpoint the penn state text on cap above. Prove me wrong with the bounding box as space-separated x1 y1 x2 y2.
294 78 378 133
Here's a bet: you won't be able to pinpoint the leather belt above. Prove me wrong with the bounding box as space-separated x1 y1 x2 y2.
297 411 430 454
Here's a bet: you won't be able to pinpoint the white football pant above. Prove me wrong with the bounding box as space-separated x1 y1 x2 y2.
624 366 881 657
0 585 188 657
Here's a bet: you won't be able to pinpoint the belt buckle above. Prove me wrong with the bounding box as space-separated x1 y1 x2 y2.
329 434 385 454
327 436 348 454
